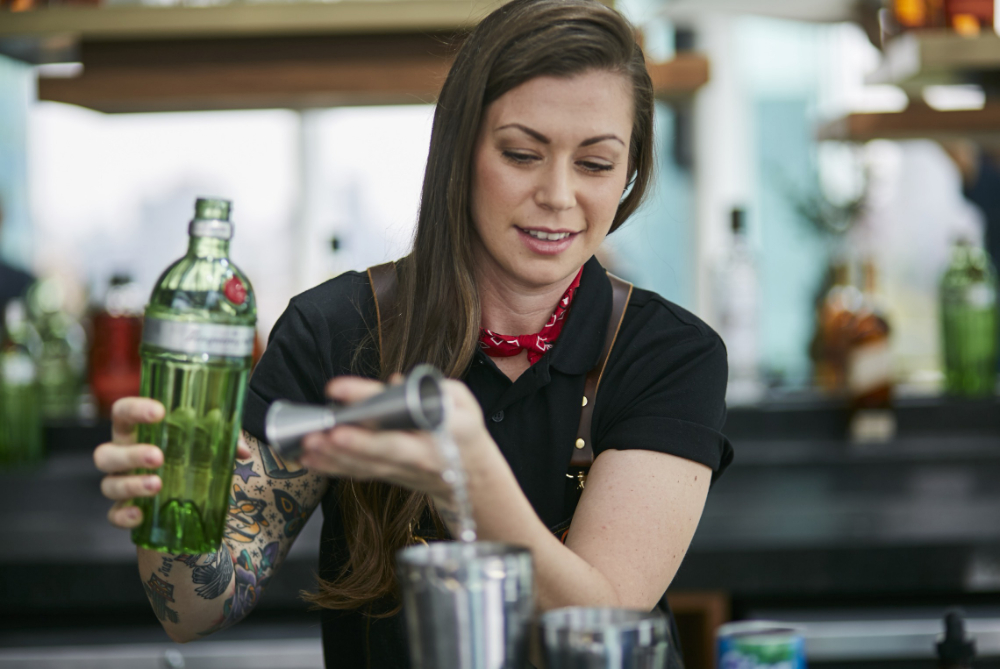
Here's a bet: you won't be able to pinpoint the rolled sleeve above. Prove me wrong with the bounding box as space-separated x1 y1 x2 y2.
593 314 733 482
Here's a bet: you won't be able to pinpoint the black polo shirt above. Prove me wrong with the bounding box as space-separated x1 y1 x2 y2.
243 255 732 667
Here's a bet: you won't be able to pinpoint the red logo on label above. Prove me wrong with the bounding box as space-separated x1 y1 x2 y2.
224 277 247 305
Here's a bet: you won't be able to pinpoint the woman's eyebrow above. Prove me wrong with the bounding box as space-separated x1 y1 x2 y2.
494 123 625 147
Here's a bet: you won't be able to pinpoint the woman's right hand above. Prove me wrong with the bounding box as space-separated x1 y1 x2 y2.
95 398 256 530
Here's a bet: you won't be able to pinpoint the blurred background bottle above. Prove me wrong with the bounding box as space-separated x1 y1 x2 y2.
848 259 894 410
847 259 896 442
940 238 998 398
89 274 144 418
813 258 863 394
26 278 87 421
943 0 994 35
714 207 762 404
133 197 256 554
0 299 44 467
893 0 947 29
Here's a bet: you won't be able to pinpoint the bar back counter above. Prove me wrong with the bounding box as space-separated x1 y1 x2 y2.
1 396 999 668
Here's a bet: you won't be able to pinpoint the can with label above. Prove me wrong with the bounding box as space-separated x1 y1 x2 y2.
717 621 806 669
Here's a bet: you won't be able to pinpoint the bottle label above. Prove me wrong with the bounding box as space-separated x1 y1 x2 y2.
847 340 892 395
1 353 36 385
143 318 255 358
966 284 996 309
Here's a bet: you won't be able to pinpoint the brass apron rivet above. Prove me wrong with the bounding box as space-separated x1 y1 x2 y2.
581 396 588 407
575 438 586 449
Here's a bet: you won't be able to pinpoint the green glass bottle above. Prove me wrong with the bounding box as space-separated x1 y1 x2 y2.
132 198 257 554
0 300 44 467
940 239 998 397
26 279 87 421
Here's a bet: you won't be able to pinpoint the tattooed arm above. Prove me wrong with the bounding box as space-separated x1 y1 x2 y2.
134 431 329 643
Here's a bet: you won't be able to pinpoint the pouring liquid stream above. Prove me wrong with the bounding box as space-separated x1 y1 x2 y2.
434 418 477 545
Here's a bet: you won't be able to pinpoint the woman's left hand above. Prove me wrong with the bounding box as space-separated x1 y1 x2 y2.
297 376 494 502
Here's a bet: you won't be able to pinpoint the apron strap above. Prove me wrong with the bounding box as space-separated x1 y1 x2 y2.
568 272 633 482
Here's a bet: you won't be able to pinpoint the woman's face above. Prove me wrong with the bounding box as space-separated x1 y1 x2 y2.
470 69 634 291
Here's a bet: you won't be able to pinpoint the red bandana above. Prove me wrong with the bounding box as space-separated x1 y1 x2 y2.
478 268 583 365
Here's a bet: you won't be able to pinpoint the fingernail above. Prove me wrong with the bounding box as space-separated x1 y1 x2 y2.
129 507 141 520
144 476 159 491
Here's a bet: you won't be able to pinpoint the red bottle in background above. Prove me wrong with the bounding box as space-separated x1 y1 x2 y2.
89 275 144 417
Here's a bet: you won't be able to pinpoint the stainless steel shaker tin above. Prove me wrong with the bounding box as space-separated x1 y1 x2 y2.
540 607 671 669
396 541 534 669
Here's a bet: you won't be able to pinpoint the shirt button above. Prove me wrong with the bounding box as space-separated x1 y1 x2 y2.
491 411 504 423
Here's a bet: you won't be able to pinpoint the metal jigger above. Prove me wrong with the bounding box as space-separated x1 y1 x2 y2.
264 364 445 460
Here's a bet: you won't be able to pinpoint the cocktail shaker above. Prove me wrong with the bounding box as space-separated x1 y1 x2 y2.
396 541 534 669
540 607 671 668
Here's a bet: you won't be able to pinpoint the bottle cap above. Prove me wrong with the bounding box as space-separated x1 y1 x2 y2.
189 197 234 240
731 208 746 235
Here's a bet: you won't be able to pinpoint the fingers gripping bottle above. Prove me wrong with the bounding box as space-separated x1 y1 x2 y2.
133 198 256 553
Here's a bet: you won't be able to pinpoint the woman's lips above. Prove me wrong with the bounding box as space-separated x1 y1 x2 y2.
516 227 578 255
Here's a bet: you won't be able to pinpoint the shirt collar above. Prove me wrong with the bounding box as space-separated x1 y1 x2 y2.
547 255 612 376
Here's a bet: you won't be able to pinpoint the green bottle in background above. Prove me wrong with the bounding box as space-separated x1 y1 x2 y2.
0 300 44 467
940 239 998 398
27 278 87 421
133 198 256 554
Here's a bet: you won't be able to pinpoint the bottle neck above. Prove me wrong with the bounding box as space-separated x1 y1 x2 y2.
187 235 230 259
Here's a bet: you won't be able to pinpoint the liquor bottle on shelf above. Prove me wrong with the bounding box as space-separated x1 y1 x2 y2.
132 197 257 554
940 238 998 398
0 300 44 467
944 0 994 35
26 278 87 421
893 0 947 29
713 208 762 404
847 259 896 442
814 259 864 394
89 274 144 418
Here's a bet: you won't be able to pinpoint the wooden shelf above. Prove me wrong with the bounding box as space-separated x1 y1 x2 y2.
867 30 1000 93
37 32 461 112
0 1 504 41
5 2 709 112
0 0 505 63
648 53 709 100
657 0 857 23
30 35 708 113
818 103 1000 143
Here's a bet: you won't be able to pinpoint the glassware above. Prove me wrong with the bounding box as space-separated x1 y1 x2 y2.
813 260 863 393
713 208 762 404
847 259 893 410
940 239 998 398
26 278 87 421
540 608 671 669
132 198 257 554
89 274 144 417
396 542 534 669
0 300 44 467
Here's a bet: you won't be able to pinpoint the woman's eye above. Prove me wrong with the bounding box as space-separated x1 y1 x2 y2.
502 151 538 164
578 161 614 173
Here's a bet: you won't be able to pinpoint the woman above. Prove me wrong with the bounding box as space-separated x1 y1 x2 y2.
94 0 733 665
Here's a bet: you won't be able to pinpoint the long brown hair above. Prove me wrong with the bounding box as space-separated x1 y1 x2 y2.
307 0 655 613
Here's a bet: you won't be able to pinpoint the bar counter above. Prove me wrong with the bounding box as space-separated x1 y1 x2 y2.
2 396 999 660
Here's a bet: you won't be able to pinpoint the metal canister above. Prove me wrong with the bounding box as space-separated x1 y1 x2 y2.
540 607 671 668
396 541 534 669
716 621 806 669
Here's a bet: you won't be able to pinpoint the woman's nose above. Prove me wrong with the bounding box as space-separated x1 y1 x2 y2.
534 163 576 211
